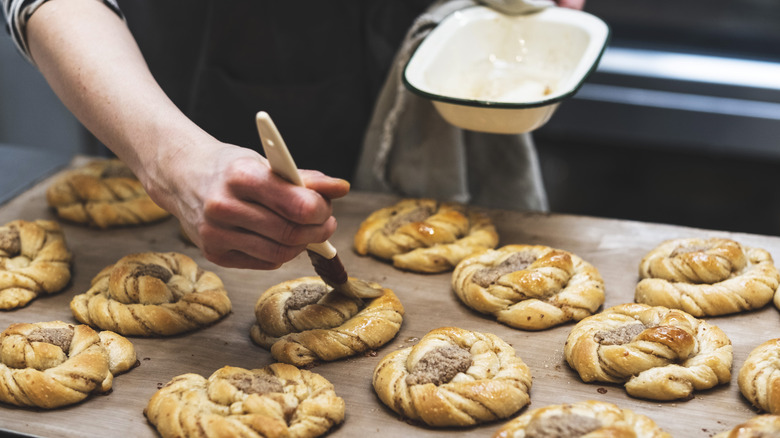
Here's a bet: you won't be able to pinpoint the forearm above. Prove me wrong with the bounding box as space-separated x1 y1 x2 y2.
25 0 212 187
21 0 352 270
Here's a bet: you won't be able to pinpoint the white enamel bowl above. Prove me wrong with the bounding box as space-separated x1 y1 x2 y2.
403 6 609 134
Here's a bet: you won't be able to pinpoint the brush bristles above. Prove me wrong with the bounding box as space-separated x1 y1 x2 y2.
306 250 383 299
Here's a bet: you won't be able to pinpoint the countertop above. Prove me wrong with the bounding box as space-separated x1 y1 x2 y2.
0 156 777 437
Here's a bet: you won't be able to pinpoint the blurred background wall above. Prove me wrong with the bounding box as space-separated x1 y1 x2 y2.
0 31 83 203
535 0 780 236
1 1 779 235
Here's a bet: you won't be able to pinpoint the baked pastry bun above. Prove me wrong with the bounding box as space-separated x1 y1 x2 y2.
70 252 231 336
372 326 531 427
452 244 604 330
775 286 780 311
564 303 732 401
0 321 136 408
145 363 344 438
493 400 671 438
353 198 498 273
46 159 170 228
250 276 403 366
713 415 780 437
0 219 72 309
635 237 780 316
738 338 780 414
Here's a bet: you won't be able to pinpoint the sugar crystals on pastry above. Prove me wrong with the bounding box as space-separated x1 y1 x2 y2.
564 303 732 401
250 276 404 366
452 244 605 330
353 198 499 273
635 237 780 316
372 326 532 427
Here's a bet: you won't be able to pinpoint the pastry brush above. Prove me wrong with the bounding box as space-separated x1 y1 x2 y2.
255 111 383 300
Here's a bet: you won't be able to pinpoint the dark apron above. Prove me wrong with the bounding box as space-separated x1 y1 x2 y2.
120 0 431 180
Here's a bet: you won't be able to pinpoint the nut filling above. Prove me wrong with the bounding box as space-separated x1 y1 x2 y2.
286 283 329 311
406 346 472 386
594 323 646 346
0 227 21 256
525 413 602 438
227 373 284 395
130 264 173 283
472 251 537 287
382 205 435 234
27 326 75 353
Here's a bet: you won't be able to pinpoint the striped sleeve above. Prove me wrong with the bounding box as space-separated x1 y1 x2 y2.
2 0 124 64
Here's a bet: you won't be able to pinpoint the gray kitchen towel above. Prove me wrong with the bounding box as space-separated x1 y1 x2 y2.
353 0 550 212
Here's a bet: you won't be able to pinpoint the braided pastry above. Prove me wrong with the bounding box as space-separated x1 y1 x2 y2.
493 400 671 438
145 363 345 438
635 238 780 317
738 338 780 414
0 219 72 310
0 320 136 408
564 303 732 401
46 159 170 228
713 415 780 438
70 252 232 336
452 244 605 330
775 287 780 311
250 276 403 366
372 326 532 427
353 198 499 273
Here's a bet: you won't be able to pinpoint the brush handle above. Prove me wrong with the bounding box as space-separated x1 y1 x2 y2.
255 111 338 260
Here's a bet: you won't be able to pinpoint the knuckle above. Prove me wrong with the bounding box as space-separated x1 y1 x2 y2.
285 194 329 225
279 221 301 245
203 197 232 219
268 242 301 265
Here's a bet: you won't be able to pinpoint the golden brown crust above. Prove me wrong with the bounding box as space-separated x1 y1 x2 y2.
775 287 780 312
250 276 403 366
738 339 780 414
353 198 499 273
492 400 671 438
46 159 170 228
372 326 532 427
635 238 780 316
144 363 345 438
0 219 72 309
70 252 231 336
452 244 604 330
564 303 732 401
0 320 136 408
713 415 780 437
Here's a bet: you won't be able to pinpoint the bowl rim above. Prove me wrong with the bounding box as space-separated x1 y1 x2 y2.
402 5 611 110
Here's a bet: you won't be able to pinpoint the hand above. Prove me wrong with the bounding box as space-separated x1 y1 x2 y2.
23 0 351 270
146 141 350 270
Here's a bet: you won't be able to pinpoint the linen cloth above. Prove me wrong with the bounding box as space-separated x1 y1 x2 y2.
354 0 551 211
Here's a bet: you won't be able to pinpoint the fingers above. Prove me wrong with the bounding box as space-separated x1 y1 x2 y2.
188 153 346 269
163 145 348 271
197 223 306 270
299 169 351 200
225 157 342 226
203 182 337 247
